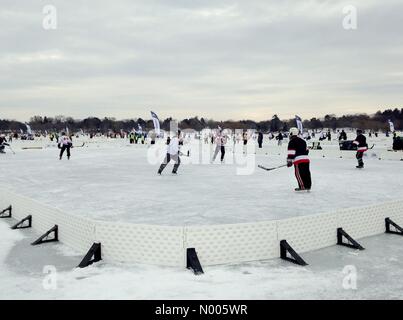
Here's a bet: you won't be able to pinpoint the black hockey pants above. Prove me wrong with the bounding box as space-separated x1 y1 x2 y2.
158 153 181 174
294 162 312 190
212 146 225 162
60 145 71 159
356 152 364 167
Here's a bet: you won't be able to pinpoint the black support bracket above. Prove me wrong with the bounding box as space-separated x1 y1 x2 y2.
31 225 58 245
0 205 12 218
337 228 365 250
11 215 32 230
186 248 204 275
280 240 308 266
78 243 102 268
385 218 403 236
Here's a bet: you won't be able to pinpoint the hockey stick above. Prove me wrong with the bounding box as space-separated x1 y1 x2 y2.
73 142 85 148
179 151 190 157
258 164 287 171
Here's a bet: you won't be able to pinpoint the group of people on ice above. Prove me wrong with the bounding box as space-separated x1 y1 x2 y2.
286 128 368 190
157 126 370 193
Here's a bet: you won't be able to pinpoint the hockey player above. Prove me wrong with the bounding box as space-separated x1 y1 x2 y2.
0 134 9 154
276 132 284 146
158 130 181 175
58 132 72 160
353 129 368 168
212 129 227 163
287 127 312 191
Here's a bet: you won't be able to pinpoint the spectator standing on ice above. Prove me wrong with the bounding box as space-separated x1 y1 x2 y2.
158 130 181 175
212 129 227 163
58 132 72 160
179 131 184 146
287 127 312 191
236 133 241 144
276 132 283 146
353 129 368 169
243 131 248 145
341 130 347 141
150 131 156 145
257 132 263 148
129 132 135 144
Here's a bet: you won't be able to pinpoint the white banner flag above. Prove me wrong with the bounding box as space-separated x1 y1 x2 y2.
388 119 395 132
295 115 303 133
150 111 160 136
25 123 32 135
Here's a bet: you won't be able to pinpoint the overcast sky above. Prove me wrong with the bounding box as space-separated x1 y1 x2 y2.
0 0 402 121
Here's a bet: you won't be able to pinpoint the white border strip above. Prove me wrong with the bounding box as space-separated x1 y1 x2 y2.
1 188 402 267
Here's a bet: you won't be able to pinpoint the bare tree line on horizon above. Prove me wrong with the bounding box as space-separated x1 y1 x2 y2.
1 108 402 133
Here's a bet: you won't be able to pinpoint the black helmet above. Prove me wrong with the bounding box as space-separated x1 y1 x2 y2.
357 129 363 134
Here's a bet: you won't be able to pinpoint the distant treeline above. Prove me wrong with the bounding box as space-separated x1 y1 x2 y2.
0 108 402 133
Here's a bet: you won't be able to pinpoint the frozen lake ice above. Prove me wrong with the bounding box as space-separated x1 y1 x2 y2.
1 138 402 226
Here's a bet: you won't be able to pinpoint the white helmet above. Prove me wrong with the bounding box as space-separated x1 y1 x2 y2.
289 127 299 137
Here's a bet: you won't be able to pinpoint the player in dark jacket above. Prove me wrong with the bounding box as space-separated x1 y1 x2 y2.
257 132 263 148
0 135 10 153
287 127 312 191
353 129 368 168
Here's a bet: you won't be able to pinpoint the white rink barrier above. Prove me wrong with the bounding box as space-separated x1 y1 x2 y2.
1 188 403 267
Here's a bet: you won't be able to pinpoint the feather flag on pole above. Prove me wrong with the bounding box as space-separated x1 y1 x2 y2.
25 123 32 135
388 119 395 133
295 115 303 133
150 111 161 136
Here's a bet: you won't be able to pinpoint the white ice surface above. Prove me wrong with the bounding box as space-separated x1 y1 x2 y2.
0 138 402 225
1 221 403 299
1 137 403 299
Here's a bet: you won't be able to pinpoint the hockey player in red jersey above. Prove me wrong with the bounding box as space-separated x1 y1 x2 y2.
287 127 312 191
353 129 368 169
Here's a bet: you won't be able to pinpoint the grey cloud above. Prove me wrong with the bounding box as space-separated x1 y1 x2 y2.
0 0 402 121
